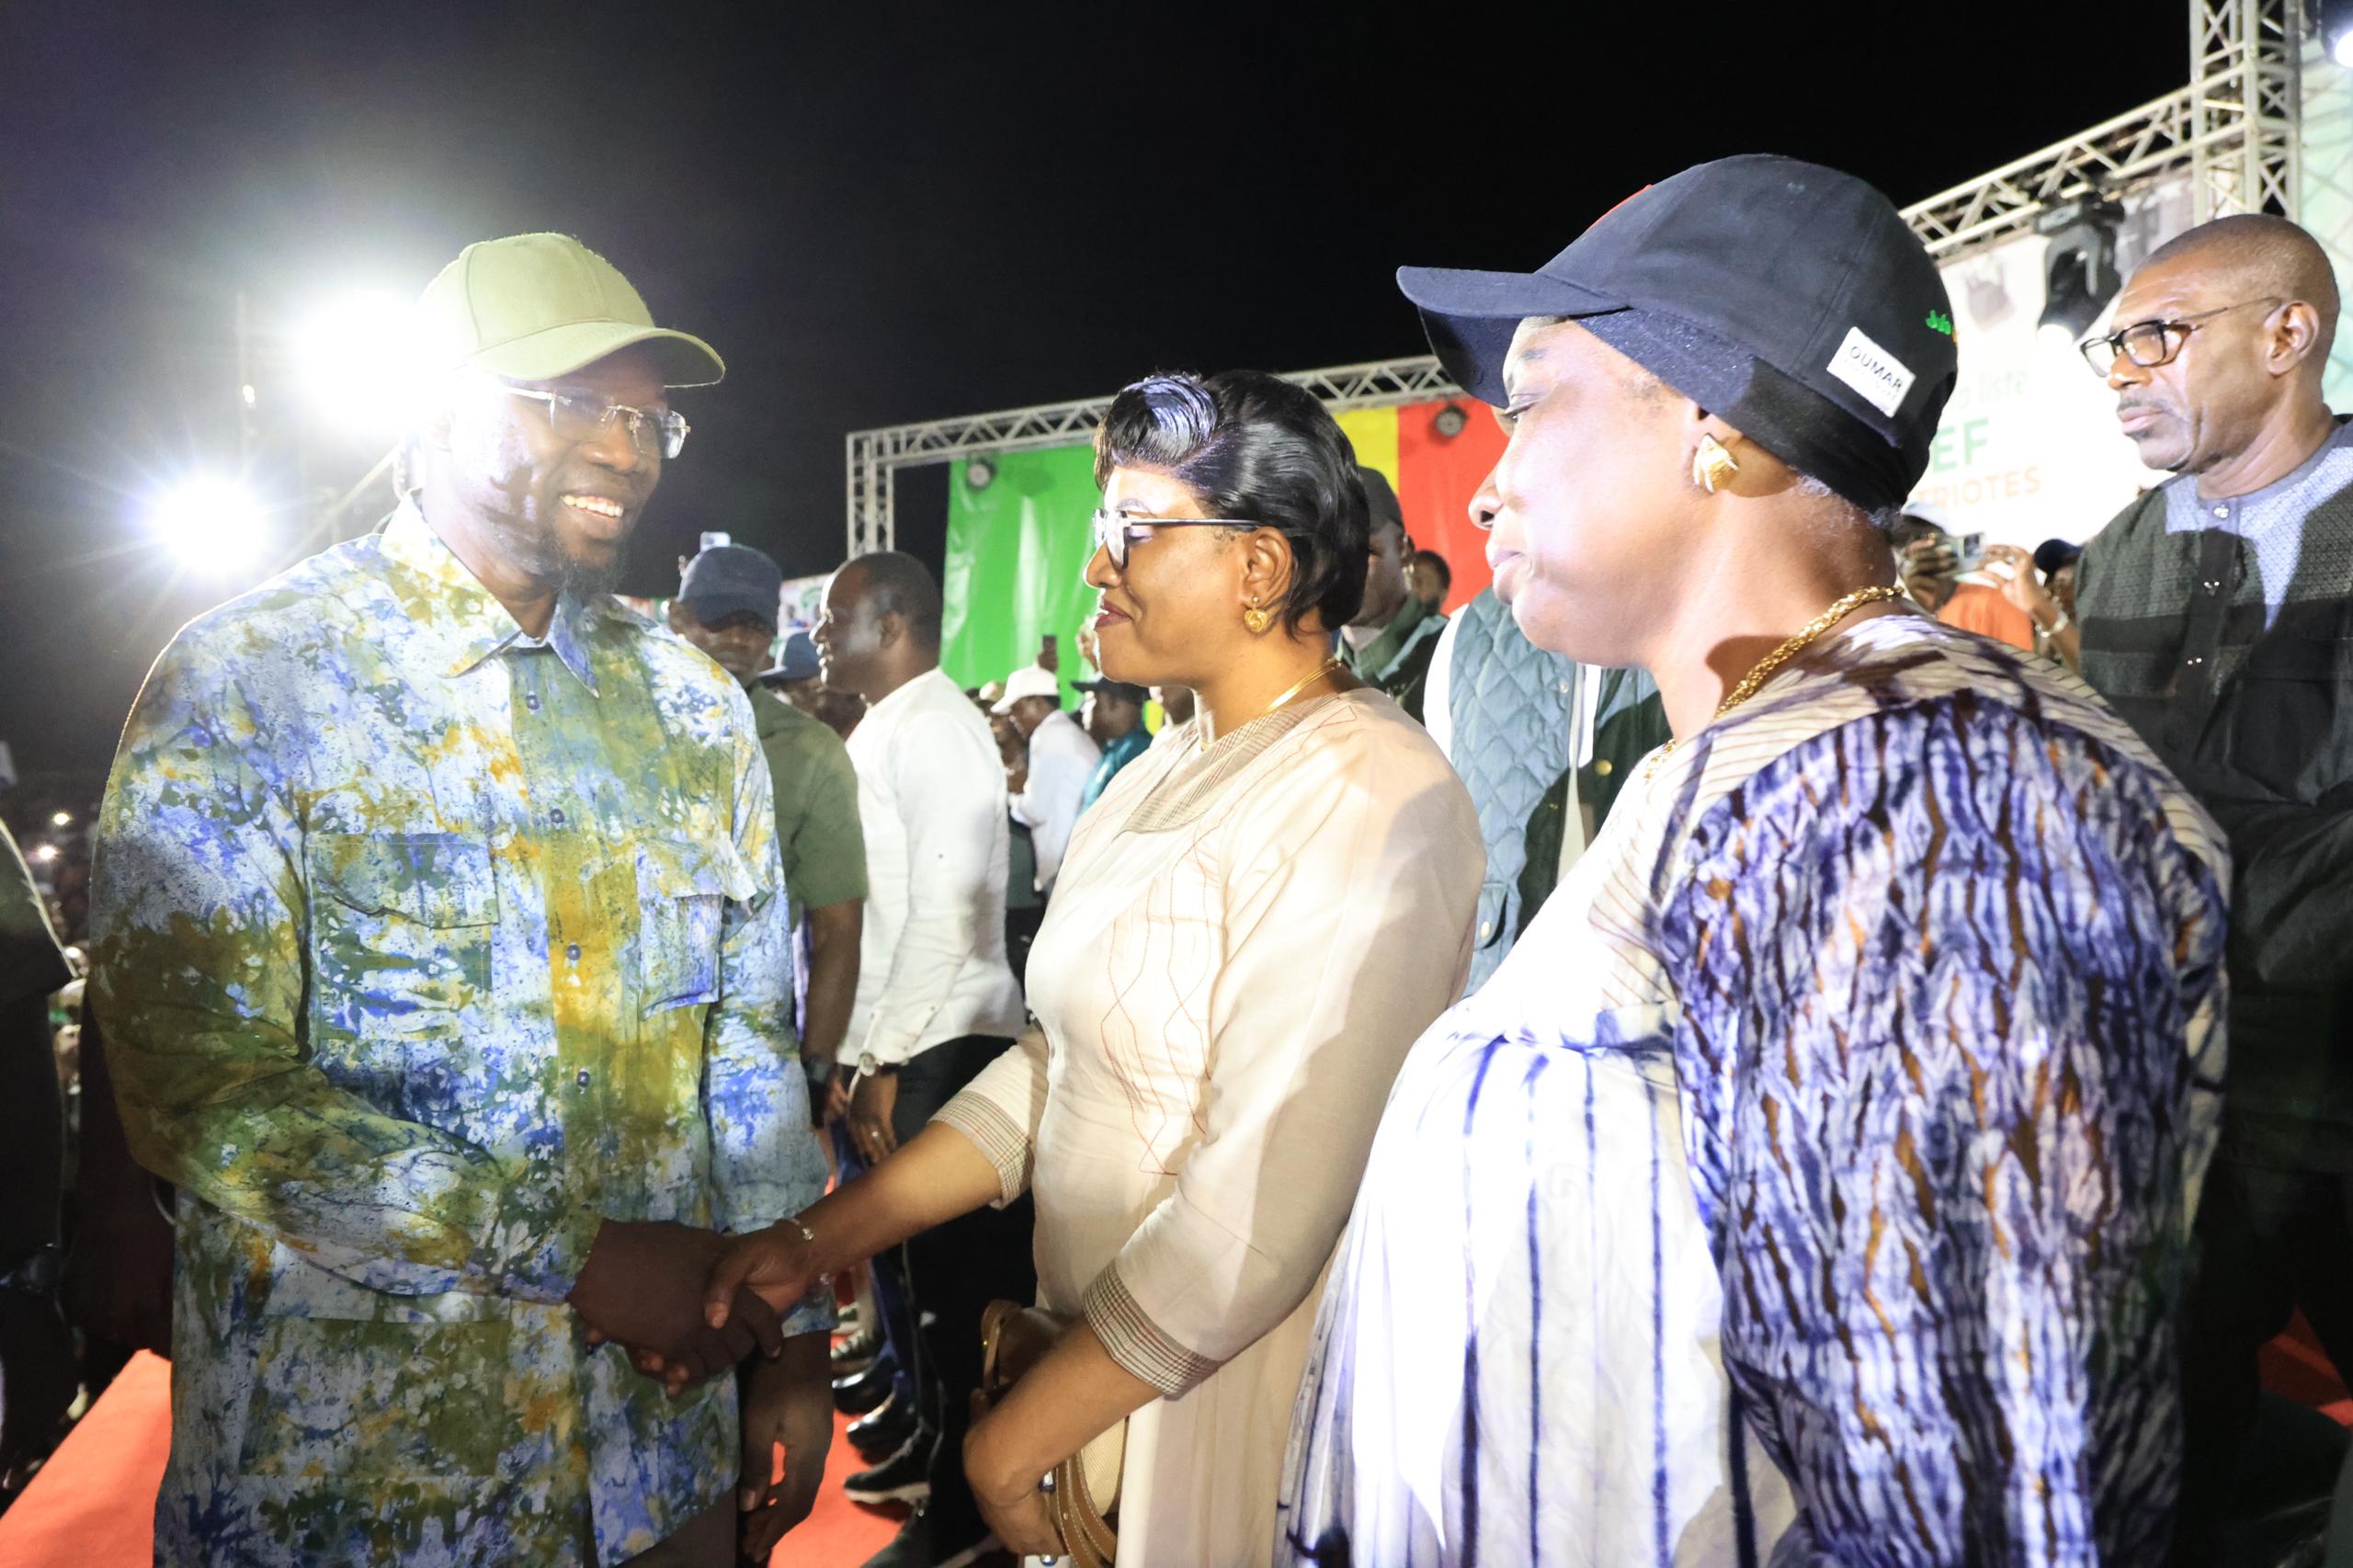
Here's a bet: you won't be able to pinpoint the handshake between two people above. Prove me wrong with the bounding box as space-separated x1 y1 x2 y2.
565 1216 835 1558
565 1215 826 1394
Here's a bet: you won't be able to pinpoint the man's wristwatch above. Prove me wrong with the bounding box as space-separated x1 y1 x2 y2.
855 1052 899 1080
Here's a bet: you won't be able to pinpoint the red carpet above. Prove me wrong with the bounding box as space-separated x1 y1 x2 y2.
13 1324 2343 1563
2260 1312 2353 1426
0 1351 904 1565
0 1349 170 1566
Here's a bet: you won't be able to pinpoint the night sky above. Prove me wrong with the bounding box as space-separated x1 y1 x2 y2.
0 2 2184 800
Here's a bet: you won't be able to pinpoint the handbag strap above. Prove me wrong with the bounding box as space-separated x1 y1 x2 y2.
978 1299 1023 1397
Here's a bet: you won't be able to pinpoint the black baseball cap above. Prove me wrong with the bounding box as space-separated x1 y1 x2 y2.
677 543 783 626
1358 466 1404 536
757 629 822 686
2033 538 2084 577
1397 153 1958 511
1075 677 1149 705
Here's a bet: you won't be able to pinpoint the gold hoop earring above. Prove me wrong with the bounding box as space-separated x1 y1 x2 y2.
1692 434 1740 494
1242 596 1271 634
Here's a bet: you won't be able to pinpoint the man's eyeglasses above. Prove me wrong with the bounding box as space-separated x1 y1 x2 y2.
1090 507 1256 569
506 386 691 459
2077 297 2280 377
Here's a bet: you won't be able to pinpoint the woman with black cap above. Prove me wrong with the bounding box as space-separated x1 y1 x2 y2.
1281 155 2232 1565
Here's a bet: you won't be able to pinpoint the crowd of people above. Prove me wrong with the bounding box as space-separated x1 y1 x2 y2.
4 149 2353 1568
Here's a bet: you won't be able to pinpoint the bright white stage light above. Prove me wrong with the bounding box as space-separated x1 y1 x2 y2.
292 290 425 436
149 477 267 569
28 844 58 865
49 811 71 827
2326 0 2353 68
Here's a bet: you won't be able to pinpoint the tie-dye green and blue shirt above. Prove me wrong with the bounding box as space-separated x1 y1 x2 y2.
90 502 829 1566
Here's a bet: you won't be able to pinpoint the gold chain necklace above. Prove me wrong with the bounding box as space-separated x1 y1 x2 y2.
1643 585 1904 779
1200 655 1347 752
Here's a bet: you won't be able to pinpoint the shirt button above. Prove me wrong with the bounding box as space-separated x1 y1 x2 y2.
2187 655 2205 666
566 942 581 962
2203 579 2223 595
550 808 565 826
1478 919 1494 940
525 693 540 711
1596 758 1614 777
575 1068 592 1088
2212 506 2229 518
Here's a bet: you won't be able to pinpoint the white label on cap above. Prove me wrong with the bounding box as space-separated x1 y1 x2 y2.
1825 325 1915 417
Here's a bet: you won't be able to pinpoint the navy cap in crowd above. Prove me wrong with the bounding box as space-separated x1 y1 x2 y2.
1397 153 1960 512
677 543 783 626
1076 677 1149 706
758 629 822 687
1358 467 1404 537
2033 539 2084 577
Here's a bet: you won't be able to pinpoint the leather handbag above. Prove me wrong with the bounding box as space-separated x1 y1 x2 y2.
975 1300 1124 1567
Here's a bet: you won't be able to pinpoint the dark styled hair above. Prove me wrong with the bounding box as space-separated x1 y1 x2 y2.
1092 369 1369 632
844 550 942 651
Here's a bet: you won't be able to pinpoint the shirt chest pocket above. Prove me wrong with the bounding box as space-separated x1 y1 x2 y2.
2227 631 2353 797
309 833 496 1048
635 837 757 1016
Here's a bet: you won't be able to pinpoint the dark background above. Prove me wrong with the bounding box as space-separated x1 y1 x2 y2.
0 1 2183 802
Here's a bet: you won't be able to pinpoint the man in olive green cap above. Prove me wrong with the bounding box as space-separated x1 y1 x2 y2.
92 233 834 1566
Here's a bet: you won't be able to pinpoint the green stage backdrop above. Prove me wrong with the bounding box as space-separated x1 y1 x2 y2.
940 447 1102 707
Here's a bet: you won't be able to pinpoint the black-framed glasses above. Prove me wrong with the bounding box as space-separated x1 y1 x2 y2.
2077 297 2279 376
1090 507 1256 569
506 386 691 459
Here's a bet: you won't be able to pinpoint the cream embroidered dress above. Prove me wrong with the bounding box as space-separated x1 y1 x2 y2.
936 688 1483 1567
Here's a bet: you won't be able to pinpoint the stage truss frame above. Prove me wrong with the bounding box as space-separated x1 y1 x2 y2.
844 0 2303 554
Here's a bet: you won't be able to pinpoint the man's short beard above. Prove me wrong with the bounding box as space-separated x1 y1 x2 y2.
480 506 628 599
557 543 627 599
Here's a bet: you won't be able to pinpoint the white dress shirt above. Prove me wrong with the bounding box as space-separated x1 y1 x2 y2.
845 667 1027 1066
1010 707 1099 892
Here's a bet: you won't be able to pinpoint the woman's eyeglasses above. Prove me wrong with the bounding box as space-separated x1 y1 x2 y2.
2077 297 2279 377
1090 508 1256 569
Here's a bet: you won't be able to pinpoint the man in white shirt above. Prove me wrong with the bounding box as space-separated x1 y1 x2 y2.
812 551 1033 1568
993 665 1098 895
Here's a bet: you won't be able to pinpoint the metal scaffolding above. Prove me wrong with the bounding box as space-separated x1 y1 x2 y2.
2190 0 2303 222
844 0 2304 554
844 358 1461 556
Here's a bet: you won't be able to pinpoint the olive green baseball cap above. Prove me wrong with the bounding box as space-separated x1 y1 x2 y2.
415 233 726 387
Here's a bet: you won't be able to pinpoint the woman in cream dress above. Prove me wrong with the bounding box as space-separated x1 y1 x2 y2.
706 369 1481 1566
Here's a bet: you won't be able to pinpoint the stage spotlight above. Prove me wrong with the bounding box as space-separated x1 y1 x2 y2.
292 290 424 436
1433 403 1469 439
149 477 267 570
2321 0 2353 67
966 457 996 490
2035 196 2125 340
49 811 71 827
28 844 58 865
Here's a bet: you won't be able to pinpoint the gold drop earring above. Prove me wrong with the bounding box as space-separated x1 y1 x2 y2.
1242 595 1271 634
1691 434 1740 494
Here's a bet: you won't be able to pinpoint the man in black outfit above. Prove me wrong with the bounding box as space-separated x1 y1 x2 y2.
2073 212 2353 1563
